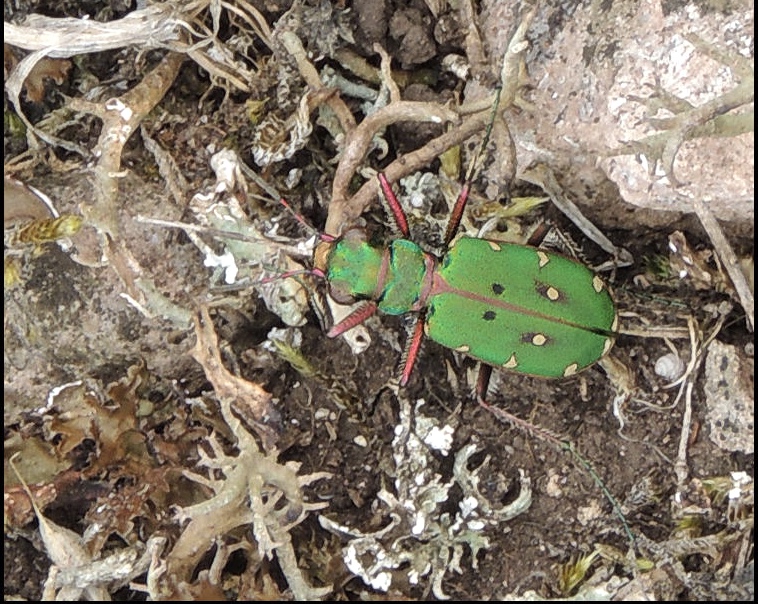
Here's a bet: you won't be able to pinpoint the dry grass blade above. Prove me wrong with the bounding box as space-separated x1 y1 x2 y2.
3 5 183 56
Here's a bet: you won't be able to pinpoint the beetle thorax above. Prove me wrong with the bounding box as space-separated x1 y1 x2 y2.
322 229 435 315
323 229 385 304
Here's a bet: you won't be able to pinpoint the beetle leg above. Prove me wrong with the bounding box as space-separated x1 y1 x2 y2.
378 173 410 238
399 310 427 386
526 222 552 247
327 301 378 338
443 87 503 248
475 363 493 404
443 183 471 247
476 365 528 435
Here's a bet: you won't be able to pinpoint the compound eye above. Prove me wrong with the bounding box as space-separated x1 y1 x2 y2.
328 281 356 305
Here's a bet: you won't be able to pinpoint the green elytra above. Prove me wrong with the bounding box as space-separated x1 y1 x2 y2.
313 91 615 388
318 223 616 381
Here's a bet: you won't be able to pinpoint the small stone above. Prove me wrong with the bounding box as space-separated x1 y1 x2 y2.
704 341 754 453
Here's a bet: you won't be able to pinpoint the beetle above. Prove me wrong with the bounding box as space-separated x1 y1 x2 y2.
312 171 617 400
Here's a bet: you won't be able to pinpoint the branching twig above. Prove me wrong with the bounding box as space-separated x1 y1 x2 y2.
325 6 537 236
606 36 753 185
67 52 185 305
326 101 462 234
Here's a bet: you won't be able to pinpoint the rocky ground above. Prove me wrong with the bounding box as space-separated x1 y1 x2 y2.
4 0 753 600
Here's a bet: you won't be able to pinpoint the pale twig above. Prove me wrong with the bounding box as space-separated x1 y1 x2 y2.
220 0 273 49
333 47 415 88
4 5 186 154
691 198 754 331
674 382 695 487
672 316 726 488
459 0 487 77
374 44 402 103
280 31 356 133
616 324 691 340
640 314 724 487
612 313 724 471
67 52 186 307
521 164 633 265
605 35 753 185
3 5 183 56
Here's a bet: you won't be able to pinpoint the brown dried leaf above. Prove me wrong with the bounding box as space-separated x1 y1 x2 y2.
44 364 159 478
48 383 102 457
9 455 106 600
83 467 170 552
190 306 276 448
24 56 71 102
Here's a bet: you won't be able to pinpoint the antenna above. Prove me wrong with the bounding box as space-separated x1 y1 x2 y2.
258 266 326 285
277 197 336 243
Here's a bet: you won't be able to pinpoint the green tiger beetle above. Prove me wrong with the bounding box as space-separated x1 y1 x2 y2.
310 170 618 402
278 95 618 403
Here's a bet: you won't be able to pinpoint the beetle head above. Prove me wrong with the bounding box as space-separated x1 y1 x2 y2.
313 228 377 305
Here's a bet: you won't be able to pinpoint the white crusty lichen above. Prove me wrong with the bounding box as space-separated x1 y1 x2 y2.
319 398 532 599
187 149 312 327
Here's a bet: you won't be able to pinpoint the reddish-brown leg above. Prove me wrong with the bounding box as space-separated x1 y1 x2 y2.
376 173 428 386
475 363 493 404
399 310 427 386
327 301 378 338
379 90 504 386
443 183 471 247
377 173 411 238
526 222 551 247
475 363 515 424
443 87 502 248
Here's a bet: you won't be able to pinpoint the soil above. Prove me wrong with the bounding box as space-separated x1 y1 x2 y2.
4 0 753 601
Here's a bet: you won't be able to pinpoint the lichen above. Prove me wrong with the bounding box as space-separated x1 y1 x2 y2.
320 398 532 599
